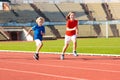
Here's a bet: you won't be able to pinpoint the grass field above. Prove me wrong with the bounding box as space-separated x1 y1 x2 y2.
0 38 120 55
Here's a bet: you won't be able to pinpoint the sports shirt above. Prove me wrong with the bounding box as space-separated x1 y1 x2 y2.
32 24 45 41
66 19 78 36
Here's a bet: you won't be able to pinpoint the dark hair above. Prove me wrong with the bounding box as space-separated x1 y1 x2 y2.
66 12 75 21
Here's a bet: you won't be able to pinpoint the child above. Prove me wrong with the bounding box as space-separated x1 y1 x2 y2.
61 12 79 60
26 17 45 60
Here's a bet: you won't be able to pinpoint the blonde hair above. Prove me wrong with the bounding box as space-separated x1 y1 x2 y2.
36 17 45 23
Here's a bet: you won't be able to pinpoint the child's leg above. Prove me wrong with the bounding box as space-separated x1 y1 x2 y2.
62 43 69 54
61 35 70 60
71 35 78 56
73 40 77 52
35 39 43 53
36 42 43 53
62 35 70 54
34 39 43 60
71 35 77 51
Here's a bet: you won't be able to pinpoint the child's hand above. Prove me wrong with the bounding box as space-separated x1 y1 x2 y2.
73 27 76 30
41 31 44 35
25 34 28 38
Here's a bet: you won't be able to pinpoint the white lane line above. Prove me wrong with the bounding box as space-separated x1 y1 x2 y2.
0 68 87 80
62 60 120 66
0 50 120 57
0 60 120 73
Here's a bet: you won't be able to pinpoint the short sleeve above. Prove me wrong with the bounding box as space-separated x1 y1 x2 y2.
32 25 37 30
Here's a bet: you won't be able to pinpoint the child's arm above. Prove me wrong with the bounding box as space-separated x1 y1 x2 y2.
76 25 79 35
41 31 45 36
25 28 32 37
66 27 76 31
41 27 45 36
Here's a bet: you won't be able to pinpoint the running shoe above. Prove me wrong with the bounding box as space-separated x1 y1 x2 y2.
73 51 78 56
33 53 39 60
60 54 64 60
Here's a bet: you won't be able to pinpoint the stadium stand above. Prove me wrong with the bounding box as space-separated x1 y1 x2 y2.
0 27 10 40
34 3 65 22
2 27 24 40
102 3 119 37
0 10 16 23
0 0 120 40
0 32 7 40
11 4 39 23
108 3 120 35
87 3 106 20
56 3 88 20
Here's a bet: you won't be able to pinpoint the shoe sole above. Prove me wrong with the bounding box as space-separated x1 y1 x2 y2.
33 56 39 60
73 54 78 56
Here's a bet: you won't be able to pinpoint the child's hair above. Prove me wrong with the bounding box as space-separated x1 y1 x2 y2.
66 12 75 21
36 17 45 23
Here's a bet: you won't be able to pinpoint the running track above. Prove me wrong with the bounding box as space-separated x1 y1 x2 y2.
0 52 120 80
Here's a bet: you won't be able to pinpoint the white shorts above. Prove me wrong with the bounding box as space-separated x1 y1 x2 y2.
64 35 76 44
35 39 42 46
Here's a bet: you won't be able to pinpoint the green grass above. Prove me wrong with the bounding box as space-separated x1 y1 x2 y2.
0 38 120 55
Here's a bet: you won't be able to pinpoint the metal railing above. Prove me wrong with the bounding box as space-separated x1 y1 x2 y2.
0 20 120 27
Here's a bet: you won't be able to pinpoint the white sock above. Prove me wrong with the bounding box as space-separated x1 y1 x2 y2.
35 52 39 54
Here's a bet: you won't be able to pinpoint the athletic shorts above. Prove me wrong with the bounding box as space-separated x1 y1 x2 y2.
64 35 76 44
35 39 42 46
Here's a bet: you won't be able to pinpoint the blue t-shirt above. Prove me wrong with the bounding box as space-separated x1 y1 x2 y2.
32 24 45 41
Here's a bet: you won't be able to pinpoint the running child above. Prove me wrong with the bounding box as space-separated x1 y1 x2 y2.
61 12 79 60
26 17 45 60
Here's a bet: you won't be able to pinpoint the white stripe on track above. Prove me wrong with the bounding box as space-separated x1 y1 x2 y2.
0 50 120 57
0 60 120 73
0 68 87 80
0 51 120 66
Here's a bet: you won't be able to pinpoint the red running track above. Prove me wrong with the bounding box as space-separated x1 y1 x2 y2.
0 52 120 80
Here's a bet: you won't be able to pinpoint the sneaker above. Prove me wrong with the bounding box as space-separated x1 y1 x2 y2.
60 54 64 60
73 51 78 56
33 53 39 60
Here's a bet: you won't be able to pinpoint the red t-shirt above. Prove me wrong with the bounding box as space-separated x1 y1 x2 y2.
66 20 78 36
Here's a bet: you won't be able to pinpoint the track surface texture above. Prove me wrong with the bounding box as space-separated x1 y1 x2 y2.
0 52 120 80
